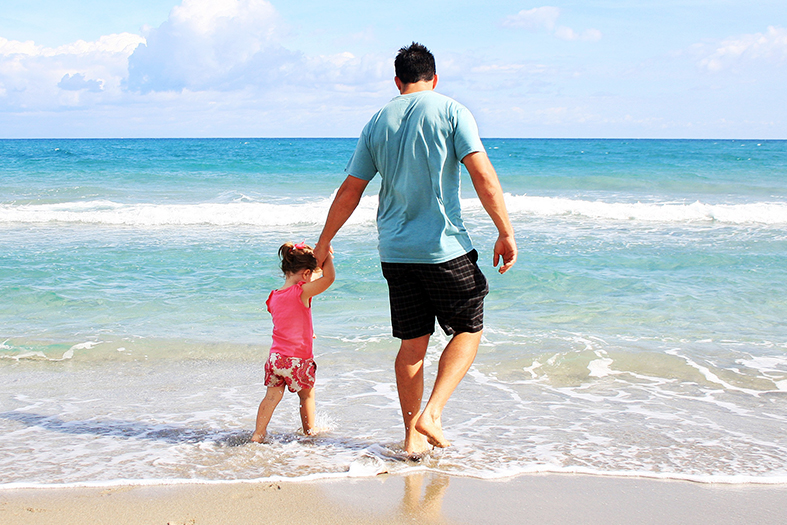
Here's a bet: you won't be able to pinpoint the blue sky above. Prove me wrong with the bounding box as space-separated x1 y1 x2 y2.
1 0 785 138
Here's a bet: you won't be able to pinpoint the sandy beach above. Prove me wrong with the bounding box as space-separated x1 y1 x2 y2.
2 472 786 525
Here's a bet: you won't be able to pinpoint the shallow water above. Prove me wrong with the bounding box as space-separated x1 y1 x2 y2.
1 138 786 486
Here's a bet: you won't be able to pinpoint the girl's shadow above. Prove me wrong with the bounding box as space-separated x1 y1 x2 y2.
0 411 250 446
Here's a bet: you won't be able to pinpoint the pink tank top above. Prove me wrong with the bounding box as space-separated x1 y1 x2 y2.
266 281 313 359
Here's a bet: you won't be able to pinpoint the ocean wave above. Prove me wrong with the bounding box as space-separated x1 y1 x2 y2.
497 195 787 225
0 197 378 227
0 338 264 363
2 196 786 227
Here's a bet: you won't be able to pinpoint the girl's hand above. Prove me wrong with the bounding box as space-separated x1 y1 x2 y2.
301 252 335 303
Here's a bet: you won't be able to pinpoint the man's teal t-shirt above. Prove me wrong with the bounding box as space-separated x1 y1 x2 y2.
345 90 484 264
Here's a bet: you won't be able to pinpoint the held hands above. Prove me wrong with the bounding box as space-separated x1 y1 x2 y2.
493 234 517 274
313 242 333 269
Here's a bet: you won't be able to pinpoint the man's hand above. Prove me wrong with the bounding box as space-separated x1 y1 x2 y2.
463 151 518 275
493 234 517 274
313 242 333 269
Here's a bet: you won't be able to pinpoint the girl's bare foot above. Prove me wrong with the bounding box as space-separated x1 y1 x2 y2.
415 414 450 448
303 426 328 437
250 431 266 443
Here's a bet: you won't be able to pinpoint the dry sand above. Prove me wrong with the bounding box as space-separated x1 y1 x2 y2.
2 472 786 524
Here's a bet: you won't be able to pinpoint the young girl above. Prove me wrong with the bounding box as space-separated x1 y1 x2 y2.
251 241 334 443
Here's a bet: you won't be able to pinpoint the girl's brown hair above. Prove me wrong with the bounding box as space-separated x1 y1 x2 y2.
278 242 317 275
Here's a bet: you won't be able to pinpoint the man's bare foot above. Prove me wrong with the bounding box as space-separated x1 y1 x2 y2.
250 431 266 443
415 414 450 448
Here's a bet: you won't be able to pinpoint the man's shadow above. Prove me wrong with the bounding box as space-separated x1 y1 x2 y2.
0 411 249 446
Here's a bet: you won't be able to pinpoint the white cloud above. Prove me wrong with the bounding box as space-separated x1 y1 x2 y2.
125 0 390 95
502 6 601 42
0 38 41 56
0 0 389 119
127 0 289 92
699 26 787 71
0 34 144 58
0 33 144 111
502 7 561 31
554 26 602 42
169 0 273 36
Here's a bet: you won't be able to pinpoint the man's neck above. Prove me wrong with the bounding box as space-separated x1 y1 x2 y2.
400 81 433 94
396 75 438 94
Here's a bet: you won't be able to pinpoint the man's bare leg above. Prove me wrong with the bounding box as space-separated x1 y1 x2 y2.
415 331 482 448
395 334 431 455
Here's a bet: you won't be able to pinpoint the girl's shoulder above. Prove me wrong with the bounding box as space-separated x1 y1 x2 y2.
269 281 306 302
274 280 306 293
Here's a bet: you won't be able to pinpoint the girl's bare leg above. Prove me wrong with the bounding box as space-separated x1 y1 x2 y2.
297 387 316 435
251 385 285 443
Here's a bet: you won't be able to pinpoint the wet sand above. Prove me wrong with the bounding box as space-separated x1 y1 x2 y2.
2 472 786 524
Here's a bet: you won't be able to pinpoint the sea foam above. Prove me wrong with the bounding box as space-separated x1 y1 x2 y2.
498 195 787 225
3 196 787 227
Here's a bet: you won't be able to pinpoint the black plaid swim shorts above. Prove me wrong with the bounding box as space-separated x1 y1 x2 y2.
381 250 489 340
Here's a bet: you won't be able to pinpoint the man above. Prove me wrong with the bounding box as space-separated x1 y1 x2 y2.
314 42 517 455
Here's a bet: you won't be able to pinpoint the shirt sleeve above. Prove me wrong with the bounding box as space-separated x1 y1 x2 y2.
345 128 379 182
266 290 275 313
452 105 484 162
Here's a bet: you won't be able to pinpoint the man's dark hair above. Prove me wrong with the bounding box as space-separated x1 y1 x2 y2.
394 42 436 84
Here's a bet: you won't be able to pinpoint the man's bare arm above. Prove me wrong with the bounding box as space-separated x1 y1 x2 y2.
462 150 517 274
314 175 370 267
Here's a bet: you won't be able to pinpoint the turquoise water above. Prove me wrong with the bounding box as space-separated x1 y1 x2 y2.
1 138 786 486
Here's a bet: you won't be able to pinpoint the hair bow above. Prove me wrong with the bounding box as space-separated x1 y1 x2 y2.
293 242 308 250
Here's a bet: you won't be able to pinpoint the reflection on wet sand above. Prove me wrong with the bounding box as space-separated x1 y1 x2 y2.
399 472 451 522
